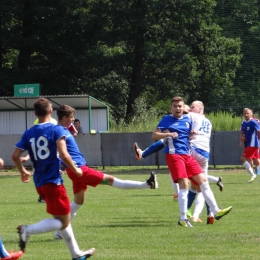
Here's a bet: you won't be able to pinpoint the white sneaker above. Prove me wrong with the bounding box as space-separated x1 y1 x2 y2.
248 175 257 183
53 231 62 239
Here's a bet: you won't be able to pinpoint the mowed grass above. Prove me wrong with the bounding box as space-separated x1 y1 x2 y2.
0 168 259 260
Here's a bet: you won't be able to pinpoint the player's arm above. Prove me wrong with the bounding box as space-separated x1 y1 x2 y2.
57 137 82 177
20 154 30 163
12 148 31 183
152 128 178 141
239 131 245 148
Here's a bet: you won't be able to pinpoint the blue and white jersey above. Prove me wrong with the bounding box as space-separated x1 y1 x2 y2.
15 123 66 187
190 115 212 159
61 127 86 167
241 119 260 147
157 114 191 154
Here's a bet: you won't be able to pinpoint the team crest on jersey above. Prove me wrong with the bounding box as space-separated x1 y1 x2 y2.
247 127 250 131
186 122 190 128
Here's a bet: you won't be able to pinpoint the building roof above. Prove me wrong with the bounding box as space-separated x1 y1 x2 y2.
0 95 107 111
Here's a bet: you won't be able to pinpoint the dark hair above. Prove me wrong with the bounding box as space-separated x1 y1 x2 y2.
171 96 184 105
57 105 75 120
34 98 52 117
74 119 80 124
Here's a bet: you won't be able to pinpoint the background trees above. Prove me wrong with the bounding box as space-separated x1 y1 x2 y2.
1 0 256 122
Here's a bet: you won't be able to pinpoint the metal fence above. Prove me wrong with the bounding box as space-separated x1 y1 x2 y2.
1 131 243 168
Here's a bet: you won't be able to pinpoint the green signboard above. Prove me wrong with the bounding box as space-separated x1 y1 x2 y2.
14 84 40 97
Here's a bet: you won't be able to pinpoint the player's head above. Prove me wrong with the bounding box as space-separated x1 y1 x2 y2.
74 119 81 129
57 104 75 123
170 96 184 118
34 98 53 117
190 100 204 114
183 105 190 114
243 108 253 121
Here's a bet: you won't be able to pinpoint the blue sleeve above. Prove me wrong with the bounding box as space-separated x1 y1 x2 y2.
53 125 67 141
15 130 29 151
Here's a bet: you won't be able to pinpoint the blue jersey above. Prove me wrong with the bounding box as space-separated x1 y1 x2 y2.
241 119 260 147
61 127 86 167
157 115 191 154
15 123 66 187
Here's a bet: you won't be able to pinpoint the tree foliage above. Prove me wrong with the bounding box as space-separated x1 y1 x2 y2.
0 0 246 121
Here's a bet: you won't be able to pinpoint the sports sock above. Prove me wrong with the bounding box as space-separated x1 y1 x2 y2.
142 139 164 158
170 174 179 195
207 175 218 183
200 181 219 215
0 238 9 258
27 219 62 235
243 161 255 176
70 201 81 222
60 224 82 258
187 188 197 209
112 178 149 189
193 192 205 219
178 189 188 220
205 202 212 216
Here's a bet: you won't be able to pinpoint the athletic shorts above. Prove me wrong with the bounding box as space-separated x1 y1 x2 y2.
66 165 104 194
166 154 202 184
243 147 259 159
36 183 70 215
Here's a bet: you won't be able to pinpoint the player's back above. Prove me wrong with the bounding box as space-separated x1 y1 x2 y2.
190 115 212 152
17 123 65 187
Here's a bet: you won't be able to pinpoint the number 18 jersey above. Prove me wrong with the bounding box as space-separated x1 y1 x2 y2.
15 123 66 187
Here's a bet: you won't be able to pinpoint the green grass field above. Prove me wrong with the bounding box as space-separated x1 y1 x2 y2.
0 168 259 260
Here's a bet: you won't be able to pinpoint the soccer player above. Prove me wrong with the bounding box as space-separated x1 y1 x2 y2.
152 96 232 227
239 108 260 183
0 237 24 260
53 104 158 239
134 101 223 224
12 98 95 260
21 116 58 203
0 158 4 170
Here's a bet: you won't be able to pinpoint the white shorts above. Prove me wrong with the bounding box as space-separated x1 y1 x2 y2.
190 148 209 178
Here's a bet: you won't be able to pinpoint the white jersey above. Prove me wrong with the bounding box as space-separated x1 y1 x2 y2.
190 115 212 153
186 112 203 132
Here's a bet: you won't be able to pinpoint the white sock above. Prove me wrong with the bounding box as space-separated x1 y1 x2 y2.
257 165 260 173
207 175 218 183
170 174 179 195
243 161 255 176
112 178 149 189
60 224 82 258
27 219 62 235
178 189 188 220
200 181 219 215
193 192 205 219
70 201 81 222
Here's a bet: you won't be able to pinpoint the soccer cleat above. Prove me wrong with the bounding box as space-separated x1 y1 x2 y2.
178 219 193 227
133 142 143 160
215 206 232 220
186 209 192 218
2 250 24 260
53 231 62 239
248 175 257 183
216 177 224 191
146 171 158 189
17 225 28 252
38 196 45 203
207 216 215 224
191 217 203 223
72 248 96 260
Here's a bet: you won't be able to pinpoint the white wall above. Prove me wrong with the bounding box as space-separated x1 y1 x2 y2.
0 109 108 134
